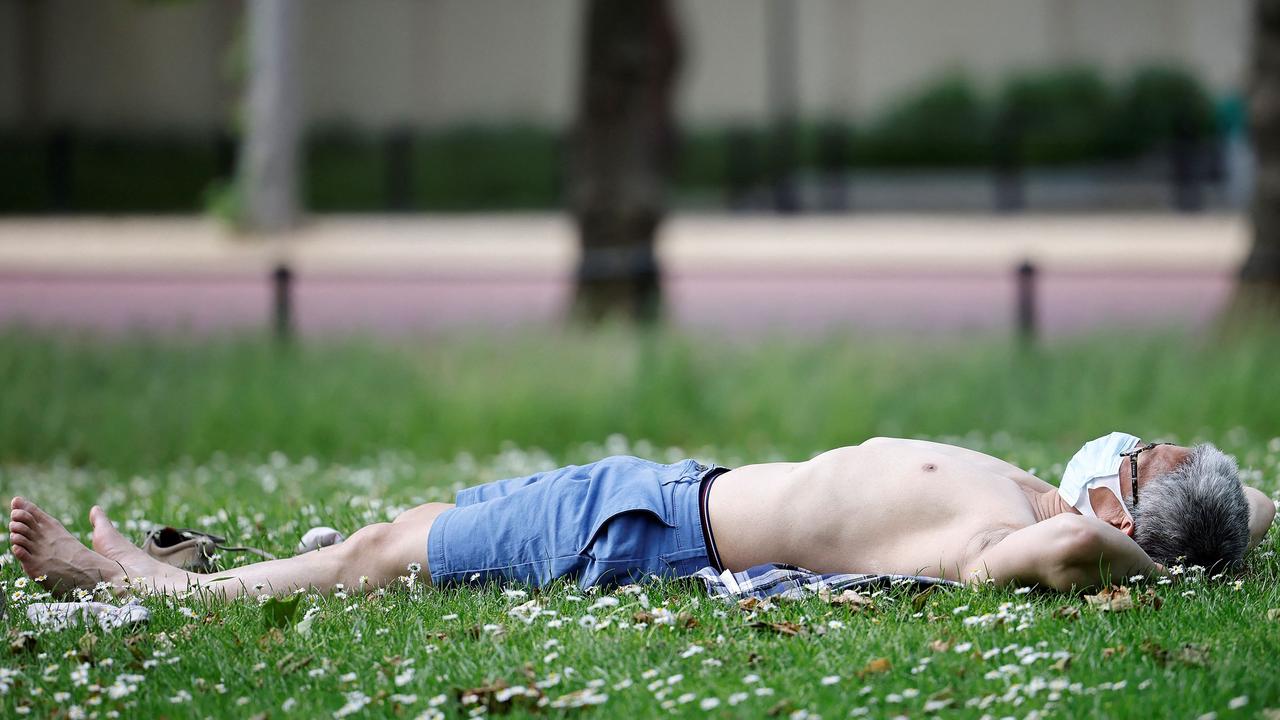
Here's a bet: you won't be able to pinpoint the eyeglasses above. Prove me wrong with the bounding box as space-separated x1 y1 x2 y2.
1118 441 1174 507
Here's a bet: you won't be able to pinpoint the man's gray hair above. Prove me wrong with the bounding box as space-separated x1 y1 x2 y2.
1131 444 1250 569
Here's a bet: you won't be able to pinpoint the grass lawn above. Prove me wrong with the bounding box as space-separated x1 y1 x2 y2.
0 328 1277 719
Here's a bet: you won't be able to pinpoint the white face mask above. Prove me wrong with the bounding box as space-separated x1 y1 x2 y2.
1058 432 1141 519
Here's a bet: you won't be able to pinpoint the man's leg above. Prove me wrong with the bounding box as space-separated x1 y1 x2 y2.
9 497 453 599
159 502 454 597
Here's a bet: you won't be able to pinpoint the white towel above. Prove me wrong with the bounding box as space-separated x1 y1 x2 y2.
26 599 150 631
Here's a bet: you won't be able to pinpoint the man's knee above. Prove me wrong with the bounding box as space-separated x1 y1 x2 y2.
339 521 425 582
340 522 396 562
392 501 452 525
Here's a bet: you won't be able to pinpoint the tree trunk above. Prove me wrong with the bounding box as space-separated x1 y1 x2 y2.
1233 0 1280 318
569 0 681 323
18 0 44 134
239 0 300 234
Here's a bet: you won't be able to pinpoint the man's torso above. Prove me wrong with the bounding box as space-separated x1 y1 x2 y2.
706 438 1047 581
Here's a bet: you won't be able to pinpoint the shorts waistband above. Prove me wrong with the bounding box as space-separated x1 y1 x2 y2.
697 466 731 573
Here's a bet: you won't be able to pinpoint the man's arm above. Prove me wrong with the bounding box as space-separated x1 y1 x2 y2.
1244 486 1277 552
962 514 1164 592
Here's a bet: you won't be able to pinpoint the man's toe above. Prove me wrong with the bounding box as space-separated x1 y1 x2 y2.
12 498 50 523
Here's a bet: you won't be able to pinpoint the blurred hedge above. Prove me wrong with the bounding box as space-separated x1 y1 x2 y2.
856 73 994 167
0 65 1219 214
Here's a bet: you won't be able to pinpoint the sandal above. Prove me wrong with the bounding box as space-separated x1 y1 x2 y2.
141 527 276 573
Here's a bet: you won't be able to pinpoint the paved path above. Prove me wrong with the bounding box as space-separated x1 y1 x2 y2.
0 214 1248 337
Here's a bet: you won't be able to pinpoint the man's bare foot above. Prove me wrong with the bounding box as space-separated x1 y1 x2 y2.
9 497 127 598
88 505 176 581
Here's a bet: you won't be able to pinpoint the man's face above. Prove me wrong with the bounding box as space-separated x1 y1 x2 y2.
1090 442 1191 536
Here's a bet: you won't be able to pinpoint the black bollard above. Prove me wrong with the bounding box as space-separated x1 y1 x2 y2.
1016 260 1038 345
272 263 294 343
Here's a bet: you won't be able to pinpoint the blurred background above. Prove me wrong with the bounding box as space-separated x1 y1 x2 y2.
1 0 1279 469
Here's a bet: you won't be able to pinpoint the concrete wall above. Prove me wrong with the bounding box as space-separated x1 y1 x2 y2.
0 0 1251 132
300 0 582 130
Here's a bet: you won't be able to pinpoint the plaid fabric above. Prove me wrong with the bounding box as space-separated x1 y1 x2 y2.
690 563 960 601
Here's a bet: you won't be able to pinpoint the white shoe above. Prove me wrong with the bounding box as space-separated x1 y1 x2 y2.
296 526 346 554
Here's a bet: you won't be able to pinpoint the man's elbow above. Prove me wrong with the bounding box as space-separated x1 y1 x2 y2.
1245 487 1277 549
1046 517 1107 590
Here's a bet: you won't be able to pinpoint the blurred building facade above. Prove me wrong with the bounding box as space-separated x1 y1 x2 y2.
0 0 1249 132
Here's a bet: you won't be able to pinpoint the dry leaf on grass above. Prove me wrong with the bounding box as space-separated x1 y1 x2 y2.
7 630 37 655
1267 608 1280 621
766 699 796 716
455 679 544 715
857 657 891 677
123 633 147 661
1085 585 1162 613
1174 643 1211 667
911 585 937 613
924 689 954 713
1138 587 1164 610
749 620 805 637
1085 586 1134 612
929 639 951 653
1141 641 1208 668
257 627 285 649
276 652 314 675
819 588 874 610
1053 605 1082 620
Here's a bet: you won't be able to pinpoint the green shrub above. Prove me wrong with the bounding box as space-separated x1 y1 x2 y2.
304 130 390 212
413 125 561 210
1117 65 1217 147
995 66 1123 165
857 73 993 167
73 135 221 212
675 126 735 191
0 134 49 212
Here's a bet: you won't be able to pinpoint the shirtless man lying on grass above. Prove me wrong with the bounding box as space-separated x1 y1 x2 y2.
8 433 1277 599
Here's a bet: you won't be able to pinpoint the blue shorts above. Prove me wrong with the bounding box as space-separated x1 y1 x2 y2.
427 456 715 589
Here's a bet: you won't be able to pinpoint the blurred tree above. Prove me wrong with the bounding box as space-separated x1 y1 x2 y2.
569 0 681 323
16 0 44 134
238 0 300 233
1237 0 1280 315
